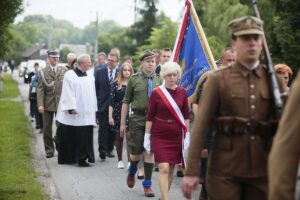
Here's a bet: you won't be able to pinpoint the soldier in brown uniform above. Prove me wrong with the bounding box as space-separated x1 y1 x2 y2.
268 71 300 200
37 50 68 158
181 16 286 200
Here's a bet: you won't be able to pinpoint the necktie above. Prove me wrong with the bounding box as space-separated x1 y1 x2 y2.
147 77 153 98
109 70 113 82
52 67 56 74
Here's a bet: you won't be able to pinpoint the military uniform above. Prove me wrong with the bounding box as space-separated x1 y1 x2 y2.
37 57 67 156
123 71 161 155
269 71 300 200
184 16 287 200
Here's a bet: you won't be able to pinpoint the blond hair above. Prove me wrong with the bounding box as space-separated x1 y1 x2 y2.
117 63 133 90
160 62 182 79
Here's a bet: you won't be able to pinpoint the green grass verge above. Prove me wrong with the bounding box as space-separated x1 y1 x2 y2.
0 74 19 99
0 74 47 199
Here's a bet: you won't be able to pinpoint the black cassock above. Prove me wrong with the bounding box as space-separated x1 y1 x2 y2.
57 124 94 164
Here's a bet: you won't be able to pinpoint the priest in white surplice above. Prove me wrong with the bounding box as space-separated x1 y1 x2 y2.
56 54 97 167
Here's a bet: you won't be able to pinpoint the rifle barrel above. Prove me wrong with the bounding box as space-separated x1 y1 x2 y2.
252 0 283 113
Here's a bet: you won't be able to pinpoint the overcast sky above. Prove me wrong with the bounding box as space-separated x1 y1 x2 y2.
15 0 184 28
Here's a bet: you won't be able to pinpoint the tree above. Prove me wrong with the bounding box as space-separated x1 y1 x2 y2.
271 0 300 74
200 0 249 58
0 0 23 28
0 0 23 58
135 15 177 58
23 15 84 48
14 22 42 44
125 0 158 54
59 47 72 63
5 21 42 63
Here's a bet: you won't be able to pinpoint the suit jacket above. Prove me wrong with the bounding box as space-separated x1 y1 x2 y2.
155 64 161 75
186 62 286 178
37 65 68 112
268 71 300 200
95 66 119 112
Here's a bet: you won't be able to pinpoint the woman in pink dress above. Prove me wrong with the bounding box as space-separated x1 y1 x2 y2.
144 62 190 200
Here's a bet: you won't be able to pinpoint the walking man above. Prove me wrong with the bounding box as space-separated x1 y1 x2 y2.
120 50 161 197
181 16 286 200
37 49 68 158
95 52 119 160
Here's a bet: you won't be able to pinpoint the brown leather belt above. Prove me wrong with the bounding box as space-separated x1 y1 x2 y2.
155 116 176 123
215 116 278 137
131 109 147 115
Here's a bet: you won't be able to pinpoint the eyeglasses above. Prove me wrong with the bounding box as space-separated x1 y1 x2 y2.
107 59 117 63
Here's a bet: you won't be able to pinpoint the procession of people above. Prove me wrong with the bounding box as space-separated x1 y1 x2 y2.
14 13 298 200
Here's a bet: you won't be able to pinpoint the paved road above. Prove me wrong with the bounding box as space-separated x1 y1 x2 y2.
13 71 201 200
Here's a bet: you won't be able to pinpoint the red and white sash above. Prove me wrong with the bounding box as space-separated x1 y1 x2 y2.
156 85 188 166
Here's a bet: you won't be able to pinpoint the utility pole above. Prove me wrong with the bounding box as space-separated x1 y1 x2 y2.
47 16 52 49
134 0 137 23
94 11 99 63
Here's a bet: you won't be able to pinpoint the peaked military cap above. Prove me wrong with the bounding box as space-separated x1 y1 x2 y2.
139 50 155 61
229 16 264 36
47 49 60 58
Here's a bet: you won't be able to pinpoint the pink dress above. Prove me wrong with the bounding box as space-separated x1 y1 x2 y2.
147 86 189 164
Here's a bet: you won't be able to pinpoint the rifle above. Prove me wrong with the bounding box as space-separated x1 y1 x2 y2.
252 0 284 117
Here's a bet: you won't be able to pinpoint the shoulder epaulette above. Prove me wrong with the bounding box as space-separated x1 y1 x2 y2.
131 72 141 77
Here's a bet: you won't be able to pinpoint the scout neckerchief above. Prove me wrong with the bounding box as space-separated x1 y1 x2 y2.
156 85 188 166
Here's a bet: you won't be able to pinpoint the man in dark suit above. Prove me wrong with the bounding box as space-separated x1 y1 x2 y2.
95 52 119 160
94 51 107 71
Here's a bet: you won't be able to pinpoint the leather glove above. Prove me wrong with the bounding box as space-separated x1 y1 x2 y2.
143 133 151 153
183 132 190 150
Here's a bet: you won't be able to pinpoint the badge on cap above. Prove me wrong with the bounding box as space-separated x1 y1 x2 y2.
47 49 60 58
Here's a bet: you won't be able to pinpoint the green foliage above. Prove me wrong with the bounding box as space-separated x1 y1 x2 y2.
271 0 300 74
5 22 42 63
0 1 23 27
4 1 299 76
193 0 300 74
0 75 47 200
0 0 23 59
22 15 84 47
15 22 42 44
0 101 47 200
59 47 72 63
197 0 248 58
124 0 158 54
0 74 19 99
193 0 208 19
134 16 177 65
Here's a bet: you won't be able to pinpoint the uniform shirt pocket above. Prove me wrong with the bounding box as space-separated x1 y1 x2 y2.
260 90 271 100
257 90 272 118
230 91 245 114
135 85 145 95
231 91 244 98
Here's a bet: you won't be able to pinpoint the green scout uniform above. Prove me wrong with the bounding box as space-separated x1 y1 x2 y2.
123 71 161 155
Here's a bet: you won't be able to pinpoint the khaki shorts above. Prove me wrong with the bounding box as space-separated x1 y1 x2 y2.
129 114 146 155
